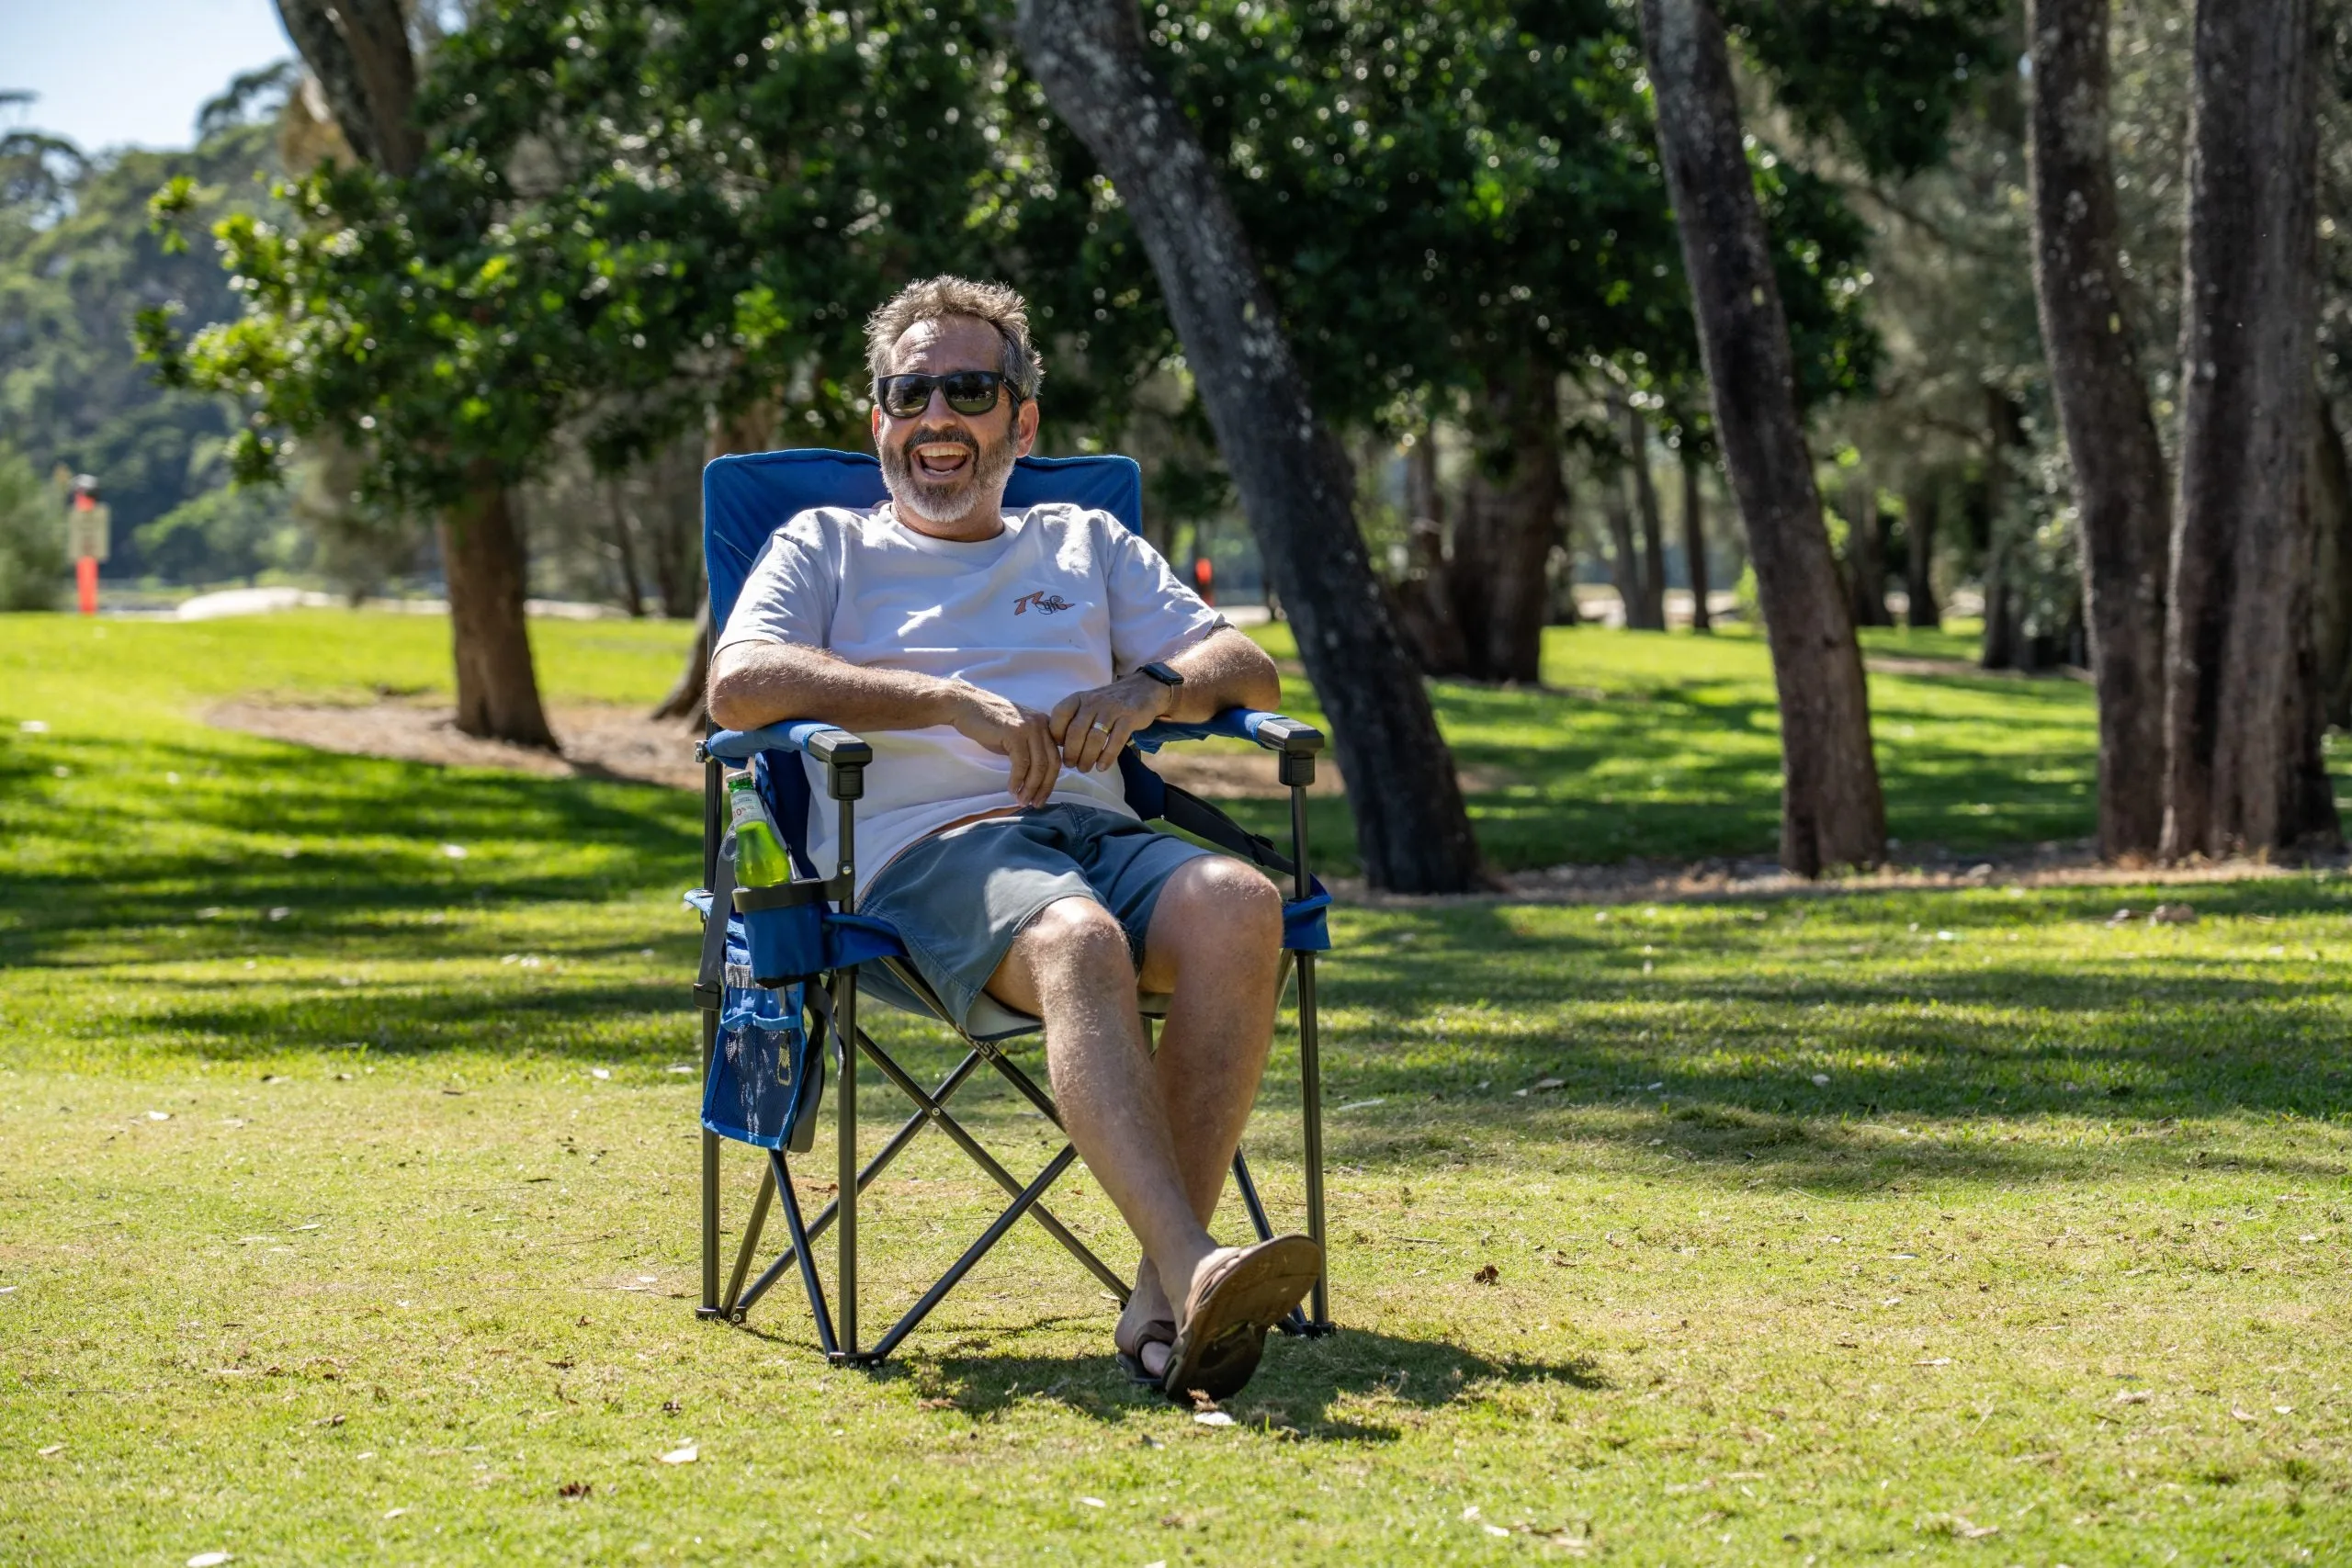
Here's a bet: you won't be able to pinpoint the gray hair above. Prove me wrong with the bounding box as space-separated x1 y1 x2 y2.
864 276 1045 401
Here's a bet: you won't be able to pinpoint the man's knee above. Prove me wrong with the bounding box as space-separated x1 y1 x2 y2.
1152 857 1283 964
1017 896 1133 978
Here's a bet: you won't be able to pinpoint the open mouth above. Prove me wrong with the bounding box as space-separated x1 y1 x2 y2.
911 440 975 481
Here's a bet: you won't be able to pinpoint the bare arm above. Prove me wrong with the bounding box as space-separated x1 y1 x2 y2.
1048 625 1282 772
707 639 1068 807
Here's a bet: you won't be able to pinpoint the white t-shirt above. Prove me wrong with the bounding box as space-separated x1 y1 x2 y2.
715 500 1226 888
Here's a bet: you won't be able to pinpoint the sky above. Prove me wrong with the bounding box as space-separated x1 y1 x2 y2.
0 0 294 153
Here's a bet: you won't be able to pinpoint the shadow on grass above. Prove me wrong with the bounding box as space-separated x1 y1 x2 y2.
1237 886 2352 1188
0 730 698 971
881 1325 1605 1442
1223 657 2110 873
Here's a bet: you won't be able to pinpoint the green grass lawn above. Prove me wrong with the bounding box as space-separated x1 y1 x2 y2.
5 611 2352 1564
1227 620 2122 874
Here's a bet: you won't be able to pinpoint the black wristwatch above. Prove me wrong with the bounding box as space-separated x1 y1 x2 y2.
1137 660 1185 690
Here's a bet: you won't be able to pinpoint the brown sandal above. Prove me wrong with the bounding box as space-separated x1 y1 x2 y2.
1159 1235 1322 1402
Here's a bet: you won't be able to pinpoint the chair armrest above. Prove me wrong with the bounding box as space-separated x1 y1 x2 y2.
1133 707 1324 757
697 722 871 801
699 721 872 765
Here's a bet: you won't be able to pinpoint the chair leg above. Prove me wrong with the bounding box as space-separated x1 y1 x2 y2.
697 1005 724 1320
735 1051 982 1320
1232 1149 1276 1242
769 1149 839 1358
721 1162 775 1319
858 1032 1130 1300
1295 950 1334 1334
865 1143 1083 1362
1232 1149 1309 1337
832 965 864 1363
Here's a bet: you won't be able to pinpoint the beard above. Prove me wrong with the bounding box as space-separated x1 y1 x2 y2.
878 419 1018 525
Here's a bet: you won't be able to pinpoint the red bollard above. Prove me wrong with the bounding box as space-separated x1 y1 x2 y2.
75 556 97 615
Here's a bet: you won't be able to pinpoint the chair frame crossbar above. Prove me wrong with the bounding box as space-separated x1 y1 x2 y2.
693 711 1334 1368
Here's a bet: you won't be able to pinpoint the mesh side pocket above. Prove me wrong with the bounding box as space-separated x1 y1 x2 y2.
701 919 825 1153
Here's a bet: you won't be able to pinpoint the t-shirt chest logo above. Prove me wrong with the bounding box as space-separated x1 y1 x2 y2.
1012 590 1077 615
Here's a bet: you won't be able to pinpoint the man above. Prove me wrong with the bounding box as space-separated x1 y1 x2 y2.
707 276 1320 1399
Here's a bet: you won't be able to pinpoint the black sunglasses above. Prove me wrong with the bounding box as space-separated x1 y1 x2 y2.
873 370 1019 420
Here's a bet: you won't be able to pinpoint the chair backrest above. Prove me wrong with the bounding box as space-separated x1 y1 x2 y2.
703 447 1144 628
703 447 1148 878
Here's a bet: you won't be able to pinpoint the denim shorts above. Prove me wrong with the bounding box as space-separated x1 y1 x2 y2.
857 804 1210 1032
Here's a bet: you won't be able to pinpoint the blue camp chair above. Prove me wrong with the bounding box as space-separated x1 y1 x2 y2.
689 448 1336 1365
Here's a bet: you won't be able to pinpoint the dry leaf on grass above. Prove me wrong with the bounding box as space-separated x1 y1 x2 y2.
557 1481 592 1499
1472 1264 1500 1285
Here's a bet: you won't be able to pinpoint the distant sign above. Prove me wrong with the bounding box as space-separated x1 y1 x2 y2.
66 494 109 562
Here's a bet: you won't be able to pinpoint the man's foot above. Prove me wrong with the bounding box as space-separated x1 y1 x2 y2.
1160 1234 1321 1402
1115 1259 1176 1382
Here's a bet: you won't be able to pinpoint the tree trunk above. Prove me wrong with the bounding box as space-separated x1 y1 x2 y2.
1979 389 2027 671
2026 0 2173 860
1454 361 1562 681
2310 396 2352 728
2161 0 2340 858
1550 504 1584 628
603 480 646 618
1601 467 1644 629
1845 468 1894 628
1395 434 1472 676
272 0 421 175
1903 476 1941 630
1623 404 1669 631
1638 0 1886 874
440 464 555 749
1681 452 1712 633
276 0 555 748
1016 0 1485 891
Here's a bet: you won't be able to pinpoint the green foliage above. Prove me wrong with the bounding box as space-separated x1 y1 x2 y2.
0 444 65 610
150 0 1895 518
1724 0 2010 178
147 0 1092 505
1150 0 1685 423
0 116 288 578
132 468 308 584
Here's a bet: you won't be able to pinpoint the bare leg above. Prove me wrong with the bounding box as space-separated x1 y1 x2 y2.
988 897 1219 1321
1120 859 1287 1374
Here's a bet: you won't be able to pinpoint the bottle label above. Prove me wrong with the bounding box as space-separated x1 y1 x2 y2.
728 778 770 832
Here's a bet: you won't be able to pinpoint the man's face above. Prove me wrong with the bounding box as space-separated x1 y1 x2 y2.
871 314 1038 528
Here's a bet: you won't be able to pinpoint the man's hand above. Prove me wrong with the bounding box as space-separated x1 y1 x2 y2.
1049 672 1174 773
946 682 1063 807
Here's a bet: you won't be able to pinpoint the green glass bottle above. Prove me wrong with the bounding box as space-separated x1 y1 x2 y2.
726 771 793 887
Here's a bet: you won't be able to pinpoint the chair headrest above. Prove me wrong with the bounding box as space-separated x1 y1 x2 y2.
703 448 1143 627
